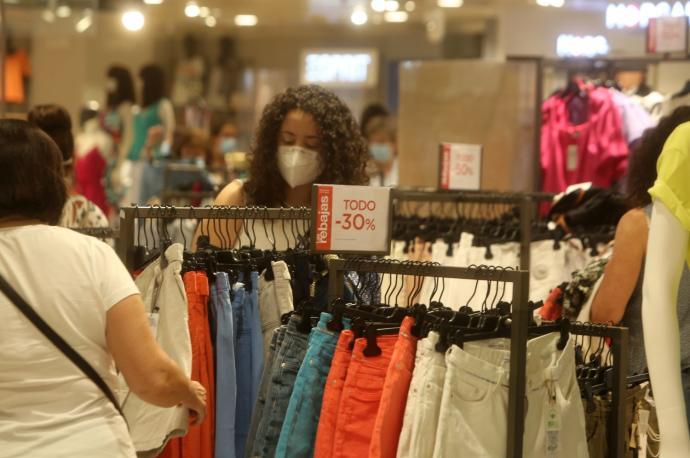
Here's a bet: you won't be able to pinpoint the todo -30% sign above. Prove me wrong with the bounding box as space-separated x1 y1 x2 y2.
312 184 392 254
337 199 377 231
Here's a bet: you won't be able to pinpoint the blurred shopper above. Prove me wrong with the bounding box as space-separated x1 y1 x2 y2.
364 115 399 187
126 64 175 204
103 65 135 208
210 113 248 180
0 119 207 458
28 104 109 228
360 102 389 137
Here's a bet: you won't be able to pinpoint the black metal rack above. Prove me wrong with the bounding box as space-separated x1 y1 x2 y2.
391 189 555 272
117 205 311 270
328 258 531 458
327 258 628 458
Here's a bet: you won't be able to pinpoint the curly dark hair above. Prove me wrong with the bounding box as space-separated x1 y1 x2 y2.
244 85 368 206
627 106 690 208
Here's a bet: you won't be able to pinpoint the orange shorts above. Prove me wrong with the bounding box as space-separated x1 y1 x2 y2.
330 332 398 458
314 330 354 458
369 317 418 458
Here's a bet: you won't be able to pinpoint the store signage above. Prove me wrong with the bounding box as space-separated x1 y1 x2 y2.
439 143 482 191
606 1 690 29
556 34 610 58
311 184 392 254
300 49 379 88
647 16 689 52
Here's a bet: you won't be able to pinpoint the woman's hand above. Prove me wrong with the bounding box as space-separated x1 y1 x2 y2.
183 381 207 426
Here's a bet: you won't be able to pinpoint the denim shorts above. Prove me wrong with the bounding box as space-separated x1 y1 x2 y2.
275 313 345 458
249 314 309 458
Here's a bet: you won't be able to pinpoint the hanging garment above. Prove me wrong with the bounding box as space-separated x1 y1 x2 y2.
120 243 192 456
59 194 109 229
432 333 589 458
232 273 264 458
331 335 398 458
314 330 355 458
275 313 346 458
609 89 654 145
129 101 163 162
211 272 237 458
247 325 287 456
369 317 418 458
258 261 294 362
75 146 109 216
161 271 215 458
3 49 30 104
541 87 629 194
249 314 309 458
396 332 446 458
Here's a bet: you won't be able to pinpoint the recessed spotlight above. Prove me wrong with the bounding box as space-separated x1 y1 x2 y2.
234 14 258 26
122 10 145 31
56 4 71 18
351 7 368 25
405 1 416 12
384 11 408 22
200 6 210 17
371 0 387 12
385 0 400 11
437 0 462 6
143 0 164 4
205 16 217 27
185 2 200 18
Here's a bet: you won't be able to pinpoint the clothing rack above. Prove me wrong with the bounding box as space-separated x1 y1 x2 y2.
70 227 120 239
327 258 531 458
391 189 555 272
118 205 312 270
327 258 628 458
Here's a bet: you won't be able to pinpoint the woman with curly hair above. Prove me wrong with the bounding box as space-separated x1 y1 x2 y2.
590 106 690 384
202 85 368 247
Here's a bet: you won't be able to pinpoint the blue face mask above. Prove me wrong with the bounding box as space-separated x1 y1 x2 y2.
369 143 392 162
220 137 237 153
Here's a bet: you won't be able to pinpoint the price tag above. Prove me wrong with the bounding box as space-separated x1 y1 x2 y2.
545 390 561 457
439 142 482 190
148 312 160 339
647 17 688 54
311 184 392 255
566 144 578 172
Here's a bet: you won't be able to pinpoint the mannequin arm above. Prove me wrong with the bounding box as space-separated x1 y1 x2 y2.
159 99 176 147
642 200 690 456
118 102 134 165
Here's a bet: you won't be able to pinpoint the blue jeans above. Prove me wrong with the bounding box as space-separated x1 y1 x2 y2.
250 314 309 458
275 313 346 458
212 273 237 458
232 272 264 458
245 325 287 457
139 161 165 203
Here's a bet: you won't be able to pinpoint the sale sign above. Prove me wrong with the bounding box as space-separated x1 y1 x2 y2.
439 143 483 190
312 184 392 254
647 16 688 54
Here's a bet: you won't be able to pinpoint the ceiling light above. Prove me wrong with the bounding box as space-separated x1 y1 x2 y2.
351 7 368 25
385 0 400 11
371 0 387 12
405 1 416 11
122 10 145 31
536 0 550 5
438 0 463 6
143 0 164 4
200 6 210 17
56 4 71 18
235 14 258 26
87 100 100 110
384 11 408 22
205 15 217 27
42 9 56 22
550 0 564 6
75 9 93 33
184 2 200 18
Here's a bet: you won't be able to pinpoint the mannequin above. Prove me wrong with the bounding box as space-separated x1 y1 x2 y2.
643 120 690 455
643 202 690 455
172 34 207 106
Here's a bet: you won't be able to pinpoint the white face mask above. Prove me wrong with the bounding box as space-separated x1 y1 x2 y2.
277 145 322 188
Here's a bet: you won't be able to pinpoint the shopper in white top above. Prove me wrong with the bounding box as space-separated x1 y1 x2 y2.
0 119 207 458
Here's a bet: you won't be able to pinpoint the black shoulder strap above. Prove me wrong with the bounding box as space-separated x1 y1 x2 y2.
0 273 126 420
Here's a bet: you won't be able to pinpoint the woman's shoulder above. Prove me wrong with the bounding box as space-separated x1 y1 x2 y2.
614 208 650 245
214 179 247 206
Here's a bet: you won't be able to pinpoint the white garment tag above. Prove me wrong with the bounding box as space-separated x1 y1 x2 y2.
545 398 561 457
566 145 578 171
148 312 160 339
638 409 650 456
